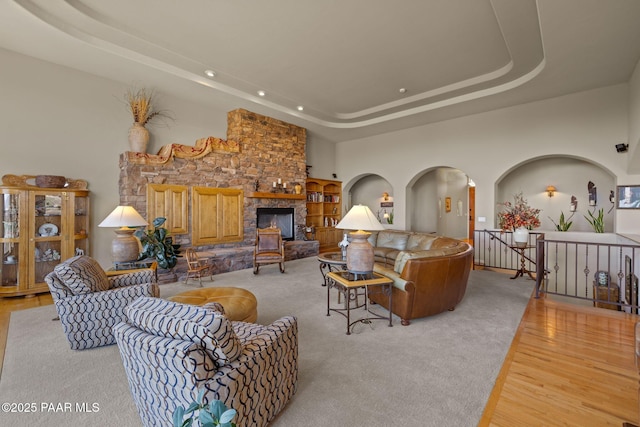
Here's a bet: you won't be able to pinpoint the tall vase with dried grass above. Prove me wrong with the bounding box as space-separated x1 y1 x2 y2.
125 87 171 153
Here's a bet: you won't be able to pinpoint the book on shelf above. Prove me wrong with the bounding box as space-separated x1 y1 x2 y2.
306 192 323 202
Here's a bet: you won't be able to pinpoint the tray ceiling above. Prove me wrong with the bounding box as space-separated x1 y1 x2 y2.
1 0 639 141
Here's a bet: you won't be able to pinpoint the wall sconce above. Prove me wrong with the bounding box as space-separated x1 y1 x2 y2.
546 185 557 197
382 192 389 201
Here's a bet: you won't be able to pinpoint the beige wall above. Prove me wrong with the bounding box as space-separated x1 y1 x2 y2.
335 83 639 235
3 46 640 269
0 48 229 267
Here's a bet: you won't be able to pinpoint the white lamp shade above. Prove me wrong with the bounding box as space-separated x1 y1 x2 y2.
336 205 385 231
98 206 148 228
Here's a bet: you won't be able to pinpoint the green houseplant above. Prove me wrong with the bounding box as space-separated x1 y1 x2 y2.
549 211 573 231
173 388 237 427
135 217 180 269
584 208 605 233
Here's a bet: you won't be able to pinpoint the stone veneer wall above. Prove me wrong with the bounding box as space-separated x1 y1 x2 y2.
118 108 318 279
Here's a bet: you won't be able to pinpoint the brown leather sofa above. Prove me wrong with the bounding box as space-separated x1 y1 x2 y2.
367 230 473 326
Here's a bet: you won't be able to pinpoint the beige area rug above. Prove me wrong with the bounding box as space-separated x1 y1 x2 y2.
0 257 533 426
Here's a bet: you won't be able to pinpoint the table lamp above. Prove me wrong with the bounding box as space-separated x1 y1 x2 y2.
98 205 148 263
336 204 385 276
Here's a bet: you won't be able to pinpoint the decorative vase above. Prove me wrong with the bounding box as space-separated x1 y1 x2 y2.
513 227 529 248
294 184 302 195
128 122 150 153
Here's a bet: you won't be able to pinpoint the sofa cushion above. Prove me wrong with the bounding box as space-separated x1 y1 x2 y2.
406 233 437 251
367 231 379 247
53 255 110 295
376 231 410 250
373 247 401 260
394 243 468 274
125 297 242 366
373 264 408 291
430 237 463 249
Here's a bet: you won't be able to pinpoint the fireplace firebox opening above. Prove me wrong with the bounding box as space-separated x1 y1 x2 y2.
256 208 295 241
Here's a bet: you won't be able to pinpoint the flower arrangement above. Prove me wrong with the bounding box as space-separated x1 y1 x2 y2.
125 87 172 126
497 192 541 231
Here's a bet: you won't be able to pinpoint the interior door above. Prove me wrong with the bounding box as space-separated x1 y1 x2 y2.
468 186 475 244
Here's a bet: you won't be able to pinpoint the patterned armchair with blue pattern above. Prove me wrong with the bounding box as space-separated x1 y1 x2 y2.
113 296 298 427
44 255 159 350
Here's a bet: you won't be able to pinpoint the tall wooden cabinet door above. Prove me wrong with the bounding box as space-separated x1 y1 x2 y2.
192 187 219 244
70 191 90 263
219 190 243 242
147 184 188 234
30 191 65 289
0 189 26 294
192 187 243 245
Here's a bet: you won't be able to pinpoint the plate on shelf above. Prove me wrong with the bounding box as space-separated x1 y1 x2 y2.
38 223 58 237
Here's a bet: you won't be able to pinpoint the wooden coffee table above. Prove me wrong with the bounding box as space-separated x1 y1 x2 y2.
326 270 393 335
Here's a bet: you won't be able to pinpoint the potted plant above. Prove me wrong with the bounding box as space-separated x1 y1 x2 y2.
173 388 237 427
497 192 541 247
584 208 605 233
549 211 573 231
125 87 173 153
134 217 180 269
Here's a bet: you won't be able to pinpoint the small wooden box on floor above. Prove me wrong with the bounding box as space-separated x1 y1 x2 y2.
592 282 619 311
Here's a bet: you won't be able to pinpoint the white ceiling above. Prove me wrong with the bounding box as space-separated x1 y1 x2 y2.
1 0 640 142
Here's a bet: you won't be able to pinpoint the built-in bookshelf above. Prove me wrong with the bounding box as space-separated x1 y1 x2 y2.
306 178 342 251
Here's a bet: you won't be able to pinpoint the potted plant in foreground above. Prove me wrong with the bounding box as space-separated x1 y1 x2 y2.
173 388 237 427
497 192 541 247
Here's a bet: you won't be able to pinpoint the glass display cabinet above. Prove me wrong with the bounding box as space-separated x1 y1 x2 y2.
0 175 89 297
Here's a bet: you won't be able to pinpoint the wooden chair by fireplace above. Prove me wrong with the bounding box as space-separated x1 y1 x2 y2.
253 227 285 274
184 248 213 286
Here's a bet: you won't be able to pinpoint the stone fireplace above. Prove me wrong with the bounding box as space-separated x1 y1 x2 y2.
118 108 318 278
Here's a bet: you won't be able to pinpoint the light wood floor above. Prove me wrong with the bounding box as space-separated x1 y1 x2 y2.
480 292 639 426
0 287 638 425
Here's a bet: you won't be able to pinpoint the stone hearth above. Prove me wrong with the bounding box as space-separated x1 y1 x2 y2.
118 108 318 280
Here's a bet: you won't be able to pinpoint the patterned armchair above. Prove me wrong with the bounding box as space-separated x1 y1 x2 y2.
44 255 159 350
113 297 298 427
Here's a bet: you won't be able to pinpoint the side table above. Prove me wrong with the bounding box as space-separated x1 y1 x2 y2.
510 246 535 280
317 251 347 286
326 271 393 335
106 260 158 282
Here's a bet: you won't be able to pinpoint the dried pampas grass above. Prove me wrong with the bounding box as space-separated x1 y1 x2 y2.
125 87 173 126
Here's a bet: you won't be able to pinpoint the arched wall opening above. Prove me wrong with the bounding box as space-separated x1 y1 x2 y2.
495 156 617 232
408 167 471 239
344 174 394 225
343 167 474 240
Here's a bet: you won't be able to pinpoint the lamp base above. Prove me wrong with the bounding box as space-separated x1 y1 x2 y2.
111 228 141 263
346 230 374 275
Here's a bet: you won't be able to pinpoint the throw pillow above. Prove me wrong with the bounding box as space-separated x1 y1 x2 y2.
53 255 110 295
125 297 242 365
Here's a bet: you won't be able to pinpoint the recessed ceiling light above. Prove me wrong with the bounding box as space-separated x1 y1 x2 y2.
297 106 304 111
257 90 266 97
399 88 407 94
204 69 216 78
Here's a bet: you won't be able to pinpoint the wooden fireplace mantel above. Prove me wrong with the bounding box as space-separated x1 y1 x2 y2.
247 192 305 200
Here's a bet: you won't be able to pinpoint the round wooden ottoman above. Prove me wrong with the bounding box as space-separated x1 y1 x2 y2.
168 287 258 323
